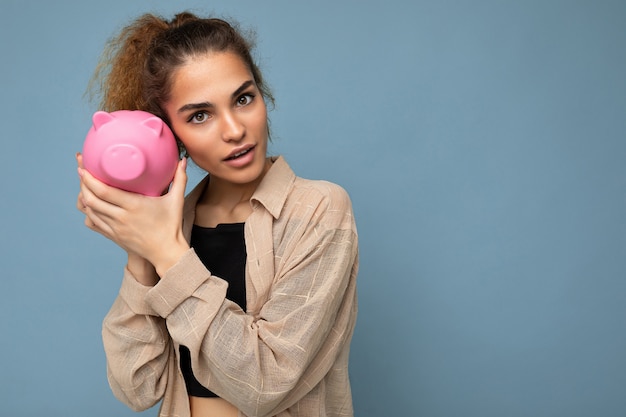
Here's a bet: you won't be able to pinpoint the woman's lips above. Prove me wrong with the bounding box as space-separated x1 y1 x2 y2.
224 144 256 167
224 144 255 161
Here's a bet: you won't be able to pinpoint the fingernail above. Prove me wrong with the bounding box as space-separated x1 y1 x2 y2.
77 167 84 177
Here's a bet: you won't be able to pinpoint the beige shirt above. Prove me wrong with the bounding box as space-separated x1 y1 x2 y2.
102 156 359 417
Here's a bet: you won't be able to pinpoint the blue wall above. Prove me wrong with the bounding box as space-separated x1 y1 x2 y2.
1 1 625 416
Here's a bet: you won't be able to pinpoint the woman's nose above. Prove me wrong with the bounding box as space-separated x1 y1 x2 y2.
221 111 245 142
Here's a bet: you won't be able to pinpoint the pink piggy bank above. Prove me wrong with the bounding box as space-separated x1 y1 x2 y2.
82 110 179 196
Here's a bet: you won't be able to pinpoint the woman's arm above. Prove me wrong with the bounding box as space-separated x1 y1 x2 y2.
126 253 159 286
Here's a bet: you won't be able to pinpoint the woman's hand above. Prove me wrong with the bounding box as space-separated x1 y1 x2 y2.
76 153 190 277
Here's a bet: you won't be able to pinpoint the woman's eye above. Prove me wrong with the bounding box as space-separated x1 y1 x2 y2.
189 111 209 124
236 94 254 106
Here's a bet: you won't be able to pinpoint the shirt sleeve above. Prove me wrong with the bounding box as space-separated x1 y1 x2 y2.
101 267 172 411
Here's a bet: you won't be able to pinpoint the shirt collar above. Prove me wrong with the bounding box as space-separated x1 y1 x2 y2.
250 155 295 219
183 155 295 223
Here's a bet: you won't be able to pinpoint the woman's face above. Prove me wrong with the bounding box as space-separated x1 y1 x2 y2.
164 51 269 186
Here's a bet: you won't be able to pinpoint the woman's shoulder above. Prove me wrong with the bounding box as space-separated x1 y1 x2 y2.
291 176 352 209
268 156 354 213
283 176 356 234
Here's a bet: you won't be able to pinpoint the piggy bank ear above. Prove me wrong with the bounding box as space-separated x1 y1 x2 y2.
92 111 115 130
142 116 164 136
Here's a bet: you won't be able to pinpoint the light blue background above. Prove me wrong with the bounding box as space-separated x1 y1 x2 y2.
1 1 625 416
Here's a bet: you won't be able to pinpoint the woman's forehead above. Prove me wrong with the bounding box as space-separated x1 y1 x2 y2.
171 52 253 95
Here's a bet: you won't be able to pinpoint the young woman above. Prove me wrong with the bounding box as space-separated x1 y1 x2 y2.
76 12 358 417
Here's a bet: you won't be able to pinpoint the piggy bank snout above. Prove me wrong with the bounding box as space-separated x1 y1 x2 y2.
100 144 147 181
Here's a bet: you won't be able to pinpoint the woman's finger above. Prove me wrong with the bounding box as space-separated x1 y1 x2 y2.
83 205 115 237
79 168 136 219
168 157 188 197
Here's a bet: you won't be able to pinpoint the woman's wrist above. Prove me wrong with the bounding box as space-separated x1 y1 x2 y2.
127 253 159 286
153 238 190 278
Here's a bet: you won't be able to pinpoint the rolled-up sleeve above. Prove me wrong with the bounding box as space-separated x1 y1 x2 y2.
102 268 171 411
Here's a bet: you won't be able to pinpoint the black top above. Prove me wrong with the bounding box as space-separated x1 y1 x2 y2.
179 222 247 398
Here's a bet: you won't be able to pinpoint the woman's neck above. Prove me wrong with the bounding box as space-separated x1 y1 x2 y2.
195 159 271 227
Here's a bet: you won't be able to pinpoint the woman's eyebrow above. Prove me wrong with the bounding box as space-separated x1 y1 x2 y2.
232 80 254 99
177 80 255 114
177 101 212 114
